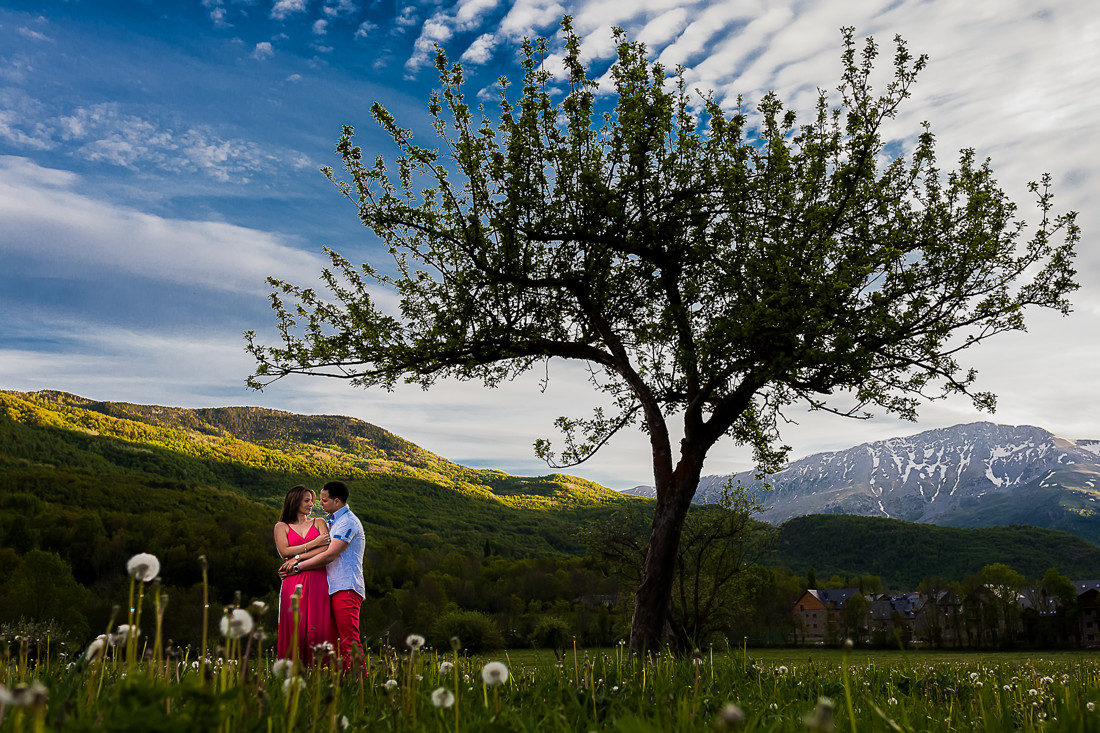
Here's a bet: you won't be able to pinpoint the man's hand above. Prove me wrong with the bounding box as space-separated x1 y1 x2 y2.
278 558 296 579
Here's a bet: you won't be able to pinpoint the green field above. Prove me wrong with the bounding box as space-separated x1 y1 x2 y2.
7 631 1100 731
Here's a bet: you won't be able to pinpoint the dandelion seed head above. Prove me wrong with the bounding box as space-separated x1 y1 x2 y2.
383 679 398 693
804 696 834 733
219 608 254 639
481 661 509 686
406 634 425 651
272 659 294 679
114 624 139 644
126 553 160 582
439 661 454 675
431 687 455 708
715 702 744 729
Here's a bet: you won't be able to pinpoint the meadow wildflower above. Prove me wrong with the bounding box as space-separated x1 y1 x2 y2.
1089 701 1096 711
431 687 455 708
481 661 509 686
804 696 835 733
6 681 48 708
126 553 160 582
220 608 254 639
84 635 108 662
406 634 425 651
715 702 744 729
383 679 399 693
114 624 139 644
439 661 454 675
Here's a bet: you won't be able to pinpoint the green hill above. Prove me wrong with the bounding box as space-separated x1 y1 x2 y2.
0 389 632 557
766 514 1100 588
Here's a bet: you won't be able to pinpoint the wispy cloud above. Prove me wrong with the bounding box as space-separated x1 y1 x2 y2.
0 109 54 150
0 156 324 294
17 26 52 43
49 102 294 183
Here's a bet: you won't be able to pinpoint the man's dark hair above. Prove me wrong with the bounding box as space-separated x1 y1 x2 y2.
323 480 350 503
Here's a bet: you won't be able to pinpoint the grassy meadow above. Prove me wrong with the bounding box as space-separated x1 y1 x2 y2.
4 591 1100 732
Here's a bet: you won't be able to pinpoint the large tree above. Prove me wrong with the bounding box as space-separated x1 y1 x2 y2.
247 20 1078 652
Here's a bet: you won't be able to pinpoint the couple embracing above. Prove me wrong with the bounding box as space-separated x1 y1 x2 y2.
274 481 365 668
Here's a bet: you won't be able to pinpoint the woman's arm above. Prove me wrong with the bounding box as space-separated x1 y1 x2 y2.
273 521 330 559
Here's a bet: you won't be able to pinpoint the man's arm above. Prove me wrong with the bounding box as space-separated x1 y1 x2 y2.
280 538 348 578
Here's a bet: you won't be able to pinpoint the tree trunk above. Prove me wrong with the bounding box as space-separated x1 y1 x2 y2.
628 455 703 653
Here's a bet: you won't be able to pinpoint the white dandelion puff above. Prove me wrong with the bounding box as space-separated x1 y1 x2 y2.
481 661 509 686
431 687 455 707
220 609 254 639
126 553 160 582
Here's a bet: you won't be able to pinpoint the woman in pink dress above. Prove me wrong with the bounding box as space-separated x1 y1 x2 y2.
274 485 333 664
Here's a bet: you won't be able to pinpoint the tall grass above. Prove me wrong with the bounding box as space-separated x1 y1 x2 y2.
2 556 1100 731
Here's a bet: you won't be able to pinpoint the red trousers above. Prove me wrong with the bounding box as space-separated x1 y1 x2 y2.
330 589 363 670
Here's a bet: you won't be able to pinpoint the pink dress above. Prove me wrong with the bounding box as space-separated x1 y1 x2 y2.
277 523 333 664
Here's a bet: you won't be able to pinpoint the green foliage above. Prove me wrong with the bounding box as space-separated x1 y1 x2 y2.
429 610 504 653
530 616 572 656
767 514 1100 588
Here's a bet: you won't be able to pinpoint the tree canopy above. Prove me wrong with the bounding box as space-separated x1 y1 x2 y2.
247 19 1079 651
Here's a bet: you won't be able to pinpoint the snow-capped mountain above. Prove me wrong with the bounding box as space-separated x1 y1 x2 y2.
624 423 1100 529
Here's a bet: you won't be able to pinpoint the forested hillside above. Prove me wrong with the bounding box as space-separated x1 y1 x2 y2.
4 389 1100 652
767 514 1100 588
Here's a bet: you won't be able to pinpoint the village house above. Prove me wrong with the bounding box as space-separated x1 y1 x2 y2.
792 588 861 643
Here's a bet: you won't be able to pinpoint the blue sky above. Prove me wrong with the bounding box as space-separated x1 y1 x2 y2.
1 0 1097 489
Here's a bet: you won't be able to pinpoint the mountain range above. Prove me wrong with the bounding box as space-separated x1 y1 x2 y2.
624 422 1100 544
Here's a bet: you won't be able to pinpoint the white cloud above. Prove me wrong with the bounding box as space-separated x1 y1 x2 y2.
286 73 303 82
251 40 275 59
51 103 293 183
461 33 497 64
312 19 328 34
270 0 309 21
354 20 377 39
0 109 54 150
496 0 566 41
0 156 324 295
323 0 358 17
17 26 52 43
394 6 419 29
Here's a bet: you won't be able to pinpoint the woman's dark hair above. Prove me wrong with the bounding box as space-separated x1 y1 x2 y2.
279 484 313 524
